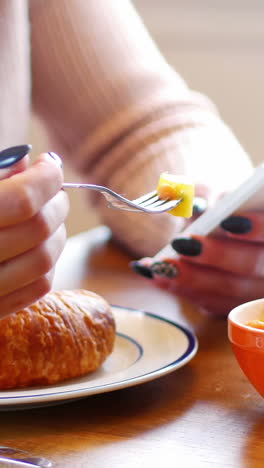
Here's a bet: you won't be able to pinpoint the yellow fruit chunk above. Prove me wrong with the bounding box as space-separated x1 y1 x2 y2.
157 172 194 218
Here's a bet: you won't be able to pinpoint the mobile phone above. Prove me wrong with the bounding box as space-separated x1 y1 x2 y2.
155 163 264 259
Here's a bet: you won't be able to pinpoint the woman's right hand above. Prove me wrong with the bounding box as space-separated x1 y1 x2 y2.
0 152 69 318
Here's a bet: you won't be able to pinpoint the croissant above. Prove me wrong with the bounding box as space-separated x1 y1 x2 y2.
0 289 115 389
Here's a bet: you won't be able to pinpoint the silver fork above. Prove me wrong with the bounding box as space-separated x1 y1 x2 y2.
0 147 182 214
0 445 52 467
63 183 182 213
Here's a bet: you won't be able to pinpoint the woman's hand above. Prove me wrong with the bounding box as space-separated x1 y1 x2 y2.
132 211 264 316
0 152 69 318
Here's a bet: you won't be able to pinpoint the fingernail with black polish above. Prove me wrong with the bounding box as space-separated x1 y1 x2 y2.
130 261 153 278
171 237 203 256
151 261 178 278
48 152 63 168
0 144 32 169
220 216 252 234
192 196 208 215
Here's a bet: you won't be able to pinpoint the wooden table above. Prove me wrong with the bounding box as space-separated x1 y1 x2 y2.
0 228 263 468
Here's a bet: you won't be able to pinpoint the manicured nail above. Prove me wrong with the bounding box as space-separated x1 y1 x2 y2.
130 261 153 278
220 216 252 234
48 152 63 168
171 237 203 256
192 196 207 215
0 144 32 169
151 261 178 278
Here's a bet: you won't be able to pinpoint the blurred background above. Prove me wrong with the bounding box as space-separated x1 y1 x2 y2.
31 0 264 236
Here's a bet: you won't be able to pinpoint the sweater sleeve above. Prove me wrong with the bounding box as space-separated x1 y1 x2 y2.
30 0 253 256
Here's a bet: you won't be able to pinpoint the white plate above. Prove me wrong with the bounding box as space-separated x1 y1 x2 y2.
0 306 198 410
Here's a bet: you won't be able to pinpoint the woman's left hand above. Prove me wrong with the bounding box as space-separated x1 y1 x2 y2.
134 211 264 316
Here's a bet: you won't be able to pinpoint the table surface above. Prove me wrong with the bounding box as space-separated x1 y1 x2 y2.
1 228 263 468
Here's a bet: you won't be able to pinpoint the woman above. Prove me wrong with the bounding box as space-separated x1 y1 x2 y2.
0 0 262 317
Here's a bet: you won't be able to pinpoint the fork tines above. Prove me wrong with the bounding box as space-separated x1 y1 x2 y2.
133 190 181 210
133 190 160 207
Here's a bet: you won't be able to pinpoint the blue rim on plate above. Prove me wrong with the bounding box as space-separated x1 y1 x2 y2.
0 306 198 410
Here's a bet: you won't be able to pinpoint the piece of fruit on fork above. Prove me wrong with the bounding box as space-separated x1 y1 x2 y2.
157 172 195 218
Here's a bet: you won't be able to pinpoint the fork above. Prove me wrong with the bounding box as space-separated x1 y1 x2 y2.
62 183 182 213
0 146 182 213
0 445 52 467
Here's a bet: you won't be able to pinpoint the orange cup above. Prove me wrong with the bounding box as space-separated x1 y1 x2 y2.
228 298 264 398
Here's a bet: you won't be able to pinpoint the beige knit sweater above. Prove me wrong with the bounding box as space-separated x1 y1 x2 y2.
1 0 252 256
